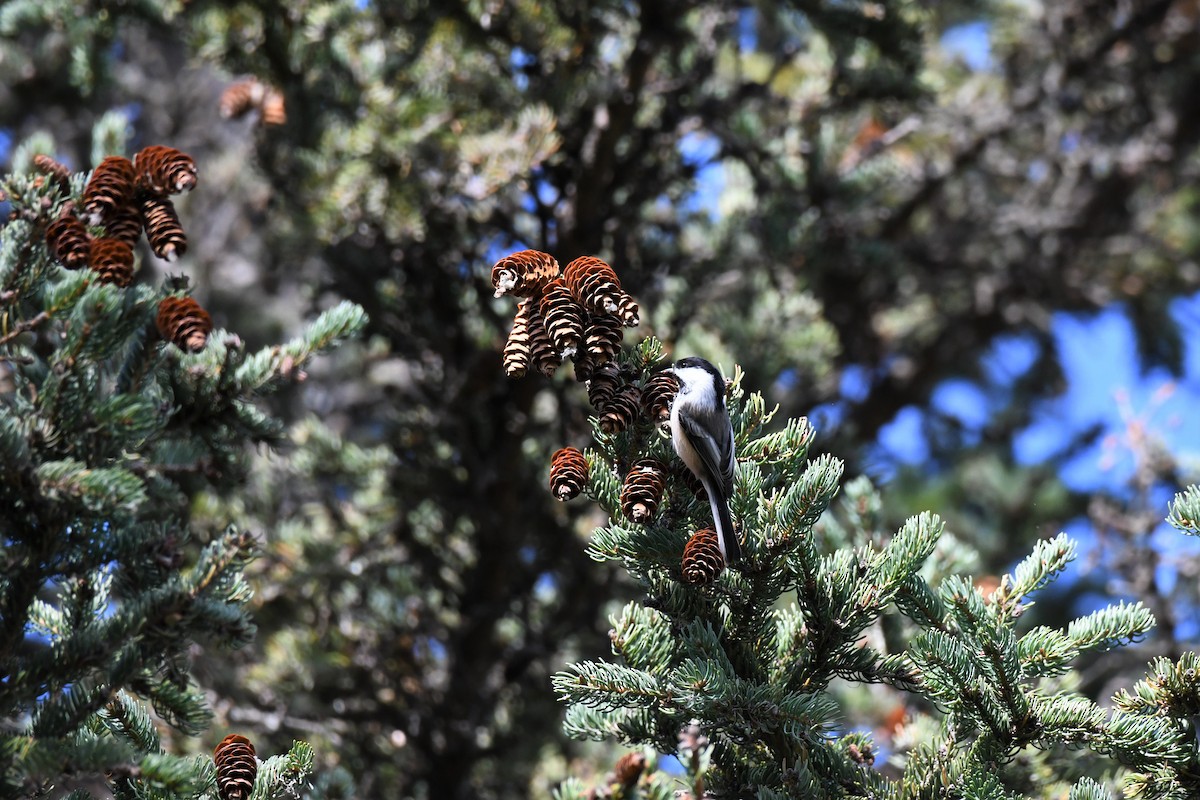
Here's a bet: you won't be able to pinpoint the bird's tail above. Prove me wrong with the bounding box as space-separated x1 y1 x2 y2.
709 491 741 565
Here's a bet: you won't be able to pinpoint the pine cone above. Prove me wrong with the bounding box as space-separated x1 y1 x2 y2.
564 255 640 326
529 307 562 377
549 447 588 501
641 370 680 423
503 299 534 378
620 459 667 524
220 79 259 119
33 154 71 194
157 296 213 352
491 249 560 298
682 528 724 585
571 348 595 382
213 734 257 800
586 362 621 412
103 203 142 247
538 278 585 356
583 315 623 366
599 385 641 434
140 194 187 261
45 215 91 270
88 238 135 287
260 86 287 126
134 145 198 194
613 752 646 787
82 156 137 225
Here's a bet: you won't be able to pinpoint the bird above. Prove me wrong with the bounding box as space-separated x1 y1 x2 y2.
667 356 740 565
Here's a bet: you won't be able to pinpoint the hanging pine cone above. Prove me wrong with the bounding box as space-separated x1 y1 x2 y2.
156 296 213 352
549 447 588 501
491 249 560 298
33 154 71 194
538 278 585 357
613 752 647 787
620 459 667 524
103 203 142 247
642 370 680 423
220 79 259 119
134 145 198 194
563 255 640 326
140 194 187 261
213 734 257 800
503 299 534 378
82 156 136 225
260 86 287 126
571 348 595 382
599 385 642 434
586 362 621 412
682 528 724 585
88 238 135 287
583 315 623 366
45 214 91 270
529 308 562 377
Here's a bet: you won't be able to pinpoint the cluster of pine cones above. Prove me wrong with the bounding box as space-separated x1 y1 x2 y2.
492 250 726 584
549 446 726 584
36 149 214 353
220 77 286 127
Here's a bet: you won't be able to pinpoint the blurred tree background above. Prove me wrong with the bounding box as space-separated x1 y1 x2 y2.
4 0 1200 797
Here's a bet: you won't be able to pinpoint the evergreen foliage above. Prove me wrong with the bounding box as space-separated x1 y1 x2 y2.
0 116 364 797
5 1 1200 798
552 337 1200 798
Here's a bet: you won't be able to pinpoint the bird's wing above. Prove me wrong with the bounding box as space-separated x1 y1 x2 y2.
679 410 736 497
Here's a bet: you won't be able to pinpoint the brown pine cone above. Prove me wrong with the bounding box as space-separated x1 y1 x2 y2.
213 734 257 800
642 371 680 423
563 255 640 326
140 194 187 261
82 156 136 225
134 145 198 194
503 299 534 378
583 315 623 366
156 296 213 352
538 278 585 357
549 447 588 501
599 385 641 435
88 238 135 287
103 203 142 247
528 307 562 377
45 215 91 270
682 528 724 585
613 752 647 787
620 459 667 524
571 348 595 382
260 86 287 126
33 154 71 194
219 79 261 119
586 362 621 413
491 249 560 298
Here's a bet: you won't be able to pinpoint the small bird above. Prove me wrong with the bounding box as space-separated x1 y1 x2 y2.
668 356 740 565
